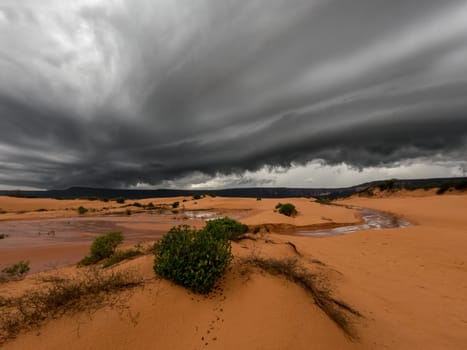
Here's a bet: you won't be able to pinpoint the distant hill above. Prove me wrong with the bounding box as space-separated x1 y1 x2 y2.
1 177 465 200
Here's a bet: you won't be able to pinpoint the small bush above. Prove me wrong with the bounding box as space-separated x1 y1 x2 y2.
115 197 126 204
126 209 132 216
153 225 232 294
276 203 298 217
132 202 143 208
192 194 202 200
256 197 262 201
172 201 180 209
78 206 88 215
1 261 30 280
0 234 8 239
204 217 248 241
79 232 124 266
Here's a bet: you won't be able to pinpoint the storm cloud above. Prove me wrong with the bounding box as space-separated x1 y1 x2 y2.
1 0 466 189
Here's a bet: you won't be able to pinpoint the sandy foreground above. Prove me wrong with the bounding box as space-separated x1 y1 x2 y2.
0 193 466 349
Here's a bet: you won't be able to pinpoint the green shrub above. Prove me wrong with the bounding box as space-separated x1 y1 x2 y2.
78 206 88 215
192 194 202 200
1 261 30 278
276 203 297 217
115 197 126 204
153 225 232 294
204 217 248 241
79 232 124 266
172 201 180 209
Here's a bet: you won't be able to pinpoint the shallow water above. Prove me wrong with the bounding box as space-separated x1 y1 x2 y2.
0 210 222 249
295 206 411 237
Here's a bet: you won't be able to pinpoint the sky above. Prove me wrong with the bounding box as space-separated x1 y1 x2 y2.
0 0 466 190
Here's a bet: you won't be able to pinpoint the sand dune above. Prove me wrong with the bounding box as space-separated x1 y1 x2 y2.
1 193 466 349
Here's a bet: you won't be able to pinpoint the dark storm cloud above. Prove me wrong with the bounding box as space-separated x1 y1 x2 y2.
0 0 466 188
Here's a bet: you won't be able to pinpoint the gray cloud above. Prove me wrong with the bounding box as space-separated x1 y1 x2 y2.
0 0 466 189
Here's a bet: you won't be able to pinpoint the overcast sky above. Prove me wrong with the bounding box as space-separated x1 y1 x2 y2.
0 0 466 190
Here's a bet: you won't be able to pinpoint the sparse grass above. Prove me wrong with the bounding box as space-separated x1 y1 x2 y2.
241 256 361 339
103 249 143 268
0 261 30 282
0 268 143 344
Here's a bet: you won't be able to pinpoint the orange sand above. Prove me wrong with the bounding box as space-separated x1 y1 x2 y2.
1 193 467 349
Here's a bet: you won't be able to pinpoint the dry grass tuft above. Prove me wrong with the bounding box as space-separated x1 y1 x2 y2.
241 256 361 339
0 268 143 345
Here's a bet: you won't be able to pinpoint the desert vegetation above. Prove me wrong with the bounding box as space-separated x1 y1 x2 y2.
204 217 249 241
77 206 88 215
0 261 30 282
153 224 232 294
0 268 143 345
79 232 124 266
241 256 361 339
275 202 298 217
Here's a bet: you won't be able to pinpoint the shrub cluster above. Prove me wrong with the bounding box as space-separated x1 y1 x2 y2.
79 232 124 266
78 206 88 215
204 217 248 241
275 202 298 217
154 219 242 294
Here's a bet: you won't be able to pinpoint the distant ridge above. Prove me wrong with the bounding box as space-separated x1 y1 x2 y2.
1 177 465 200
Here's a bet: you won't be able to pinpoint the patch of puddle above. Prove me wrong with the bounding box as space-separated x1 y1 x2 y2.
296 206 411 237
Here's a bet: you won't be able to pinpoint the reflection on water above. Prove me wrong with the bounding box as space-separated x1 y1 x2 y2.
295 206 411 237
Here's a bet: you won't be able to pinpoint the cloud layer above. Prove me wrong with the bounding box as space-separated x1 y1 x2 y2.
1 0 466 189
